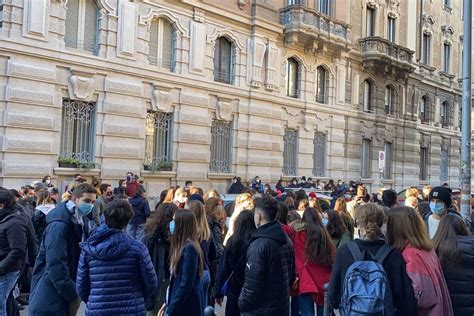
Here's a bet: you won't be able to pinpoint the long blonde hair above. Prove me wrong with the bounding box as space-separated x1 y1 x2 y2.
163 187 176 204
188 201 211 242
235 193 253 210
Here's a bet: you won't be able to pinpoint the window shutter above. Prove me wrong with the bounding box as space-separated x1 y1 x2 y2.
83 0 98 53
148 20 159 65
161 20 173 70
65 0 80 49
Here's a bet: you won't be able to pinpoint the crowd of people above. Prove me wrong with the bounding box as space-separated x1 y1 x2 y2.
0 173 473 316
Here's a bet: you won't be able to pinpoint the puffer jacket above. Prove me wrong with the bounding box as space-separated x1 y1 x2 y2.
0 208 27 275
76 224 157 315
129 196 151 225
238 220 295 316
442 235 474 316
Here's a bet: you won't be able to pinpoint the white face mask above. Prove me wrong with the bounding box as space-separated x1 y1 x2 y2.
46 180 51 185
177 196 186 204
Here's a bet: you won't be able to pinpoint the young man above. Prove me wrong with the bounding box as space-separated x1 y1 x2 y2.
423 186 459 239
238 195 295 316
29 183 97 316
125 173 140 197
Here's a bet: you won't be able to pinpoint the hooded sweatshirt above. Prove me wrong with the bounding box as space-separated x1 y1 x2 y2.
76 224 157 316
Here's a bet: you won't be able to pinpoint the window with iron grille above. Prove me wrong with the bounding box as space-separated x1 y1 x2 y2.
313 132 326 177
149 18 175 71
214 37 233 84
286 58 299 98
65 0 99 54
60 99 96 163
420 146 429 181
383 142 392 179
440 146 449 182
145 111 173 167
361 139 371 179
210 120 232 173
316 66 329 104
283 128 298 176
366 7 376 37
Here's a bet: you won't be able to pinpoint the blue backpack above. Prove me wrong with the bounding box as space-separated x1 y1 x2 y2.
340 241 396 316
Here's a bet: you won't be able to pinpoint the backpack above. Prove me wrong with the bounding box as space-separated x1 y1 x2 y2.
340 241 396 316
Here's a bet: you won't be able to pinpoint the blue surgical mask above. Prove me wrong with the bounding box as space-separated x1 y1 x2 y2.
77 203 93 216
430 201 446 215
169 220 175 235
126 175 132 182
322 218 329 227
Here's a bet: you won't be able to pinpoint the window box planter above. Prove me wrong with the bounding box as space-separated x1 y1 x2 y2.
57 157 96 170
143 161 173 172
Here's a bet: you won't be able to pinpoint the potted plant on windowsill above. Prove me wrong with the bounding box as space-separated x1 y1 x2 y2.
58 157 96 170
144 161 173 172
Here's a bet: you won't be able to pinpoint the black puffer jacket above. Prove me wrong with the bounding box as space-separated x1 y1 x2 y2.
238 220 295 316
442 236 474 316
0 208 28 275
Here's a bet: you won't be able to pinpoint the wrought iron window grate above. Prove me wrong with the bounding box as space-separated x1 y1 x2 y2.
145 111 173 166
210 119 232 173
313 132 326 177
283 128 298 176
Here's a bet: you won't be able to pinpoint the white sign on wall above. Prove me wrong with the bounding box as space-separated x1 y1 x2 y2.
378 151 385 170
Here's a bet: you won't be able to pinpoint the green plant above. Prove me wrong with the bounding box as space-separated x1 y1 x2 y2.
144 160 173 172
57 157 96 170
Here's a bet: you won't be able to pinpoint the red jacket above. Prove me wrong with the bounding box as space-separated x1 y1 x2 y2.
125 181 140 197
291 221 332 305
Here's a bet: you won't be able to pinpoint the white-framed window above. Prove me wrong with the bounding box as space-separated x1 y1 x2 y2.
214 37 233 84
366 7 376 37
59 98 96 164
422 33 431 65
361 139 372 179
319 0 331 15
210 119 232 173
420 146 429 181
420 96 429 123
65 0 99 54
283 128 298 176
383 142 392 179
149 18 175 71
286 57 299 98
363 80 374 113
315 66 329 104
313 132 326 177
387 16 396 42
385 86 394 115
145 111 173 169
441 101 450 128
443 43 451 73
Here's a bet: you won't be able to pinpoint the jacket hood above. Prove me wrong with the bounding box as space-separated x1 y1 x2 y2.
80 224 132 260
129 195 144 206
252 220 287 245
0 207 16 222
291 220 307 232
36 204 56 215
46 202 71 224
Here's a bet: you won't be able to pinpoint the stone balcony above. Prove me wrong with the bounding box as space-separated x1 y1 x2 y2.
359 36 415 77
280 5 351 53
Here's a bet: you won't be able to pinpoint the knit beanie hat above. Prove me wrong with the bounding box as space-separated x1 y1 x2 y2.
188 193 204 204
429 186 452 207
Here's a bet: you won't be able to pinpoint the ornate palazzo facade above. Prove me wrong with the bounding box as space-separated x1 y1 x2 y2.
0 0 467 194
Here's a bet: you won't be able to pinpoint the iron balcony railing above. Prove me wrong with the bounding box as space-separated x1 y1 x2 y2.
359 36 415 69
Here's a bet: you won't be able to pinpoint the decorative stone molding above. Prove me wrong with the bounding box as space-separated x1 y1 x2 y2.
422 14 435 34
139 8 188 35
265 42 280 91
207 29 245 51
248 36 266 88
238 0 246 9
441 137 451 151
210 95 237 122
68 69 96 101
420 133 431 148
441 25 455 45
7 61 56 81
366 0 377 9
22 0 49 39
62 0 116 15
151 85 175 113
117 1 137 58
193 7 205 23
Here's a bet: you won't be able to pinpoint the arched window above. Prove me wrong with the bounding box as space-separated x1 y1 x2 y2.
286 57 299 98
214 37 233 84
363 80 374 113
316 66 329 104
385 86 394 115
420 96 429 123
65 0 99 54
149 18 175 71
441 101 450 128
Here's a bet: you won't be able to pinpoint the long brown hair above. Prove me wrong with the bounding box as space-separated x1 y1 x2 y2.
169 209 204 277
205 197 222 222
334 196 347 213
188 201 211 242
354 203 385 240
386 206 432 252
433 213 470 271
302 207 336 266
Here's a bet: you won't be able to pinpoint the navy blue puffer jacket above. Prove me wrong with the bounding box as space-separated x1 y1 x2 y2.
76 224 158 315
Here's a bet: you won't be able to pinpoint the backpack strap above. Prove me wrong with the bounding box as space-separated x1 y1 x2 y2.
346 241 364 261
374 244 394 265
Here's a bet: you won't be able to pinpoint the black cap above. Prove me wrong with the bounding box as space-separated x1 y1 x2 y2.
429 186 452 207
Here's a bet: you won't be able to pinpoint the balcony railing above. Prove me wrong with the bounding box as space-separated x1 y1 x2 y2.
359 36 415 72
280 5 351 47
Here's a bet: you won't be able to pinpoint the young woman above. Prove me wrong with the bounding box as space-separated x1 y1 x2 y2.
296 199 309 218
224 193 253 245
173 188 187 209
188 201 216 309
142 203 177 314
41 175 54 188
204 189 220 201
328 203 418 316
215 210 256 316
386 206 453 316
127 186 150 241
285 196 296 211
162 187 176 204
32 190 56 242
433 214 474 315
334 196 355 239
326 210 351 249
291 207 336 316
159 209 205 316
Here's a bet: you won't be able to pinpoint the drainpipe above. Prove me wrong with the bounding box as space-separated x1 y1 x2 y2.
418 0 423 61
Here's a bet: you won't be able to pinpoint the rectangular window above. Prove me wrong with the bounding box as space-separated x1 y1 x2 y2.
144 111 173 168
283 128 298 176
313 132 326 177
210 119 232 173
363 81 372 113
361 139 371 179
422 33 431 65
64 0 99 53
444 0 451 8
383 142 392 179
420 147 429 181
0 0 4 28
288 0 304 4
440 147 449 182
443 43 451 73
319 0 331 15
60 99 96 163
214 37 233 84
387 17 396 42
459 41 463 77
148 19 175 71
385 87 393 115
366 7 376 37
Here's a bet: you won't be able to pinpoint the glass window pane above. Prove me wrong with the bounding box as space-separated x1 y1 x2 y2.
362 139 371 178
384 142 392 179
83 0 98 53
161 20 174 70
65 0 80 49
214 38 232 84
148 20 159 65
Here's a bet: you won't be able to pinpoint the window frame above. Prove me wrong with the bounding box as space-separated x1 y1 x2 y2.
283 128 298 176
64 0 99 54
420 96 429 123
366 7 376 37
441 101 450 128
319 0 331 15
144 110 173 167
315 65 329 104
363 80 373 113
313 132 326 177
286 57 299 98
443 42 451 73
385 86 393 115
361 139 372 179
387 16 396 42
383 142 392 179
210 119 233 173
440 146 449 182
148 18 176 71
420 146 429 181
422 33 431 65
213 37 234 85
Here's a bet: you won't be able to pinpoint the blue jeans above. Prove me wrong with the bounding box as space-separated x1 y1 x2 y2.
0 271 19 316
127 224 145 241
298 294 315 316
200 269 211 308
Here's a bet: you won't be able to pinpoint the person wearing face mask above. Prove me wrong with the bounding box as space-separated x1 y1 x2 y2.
423 186 460 239
41 175 54 188
173 188 188 209
127 186 150 241
251 176 265 193
288 177 299 189
92 183 113 225
29 183 97 316
228 176 244 194
125 173 141 198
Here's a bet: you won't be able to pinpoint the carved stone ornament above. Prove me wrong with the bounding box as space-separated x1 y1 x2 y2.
151 85 173 112
68 69 96 101
215 97 236 121
193 7 205 22
441 137 450 151
420 133 430 148
422 14 435 34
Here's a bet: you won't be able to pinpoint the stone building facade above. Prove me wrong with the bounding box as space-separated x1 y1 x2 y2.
0 0 467 194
